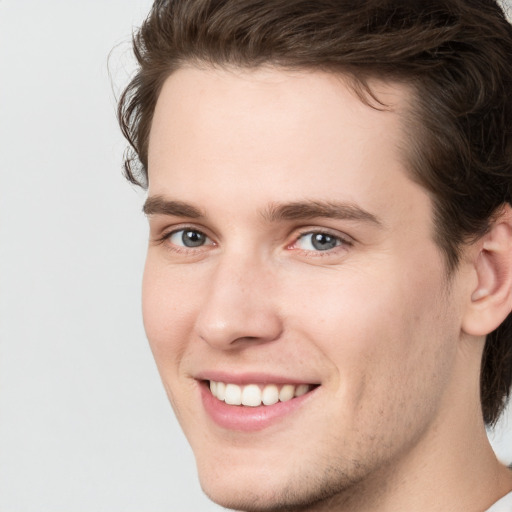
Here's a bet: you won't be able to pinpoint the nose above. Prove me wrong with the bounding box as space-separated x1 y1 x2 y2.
194 253 283 350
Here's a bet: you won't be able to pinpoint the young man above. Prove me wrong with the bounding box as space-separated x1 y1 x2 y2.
118 1 512 510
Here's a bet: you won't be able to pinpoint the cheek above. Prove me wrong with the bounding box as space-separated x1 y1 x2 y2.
288 260 458 422
141 256 199 375
141 257 207 427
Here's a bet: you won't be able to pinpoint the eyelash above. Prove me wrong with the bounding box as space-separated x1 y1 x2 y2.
156 226 352 257
290 229 353 256
156 227 214 254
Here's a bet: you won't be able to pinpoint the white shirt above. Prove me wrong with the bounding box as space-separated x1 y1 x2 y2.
486 491 512 512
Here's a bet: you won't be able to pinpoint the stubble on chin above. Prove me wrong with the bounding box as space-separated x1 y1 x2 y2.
201 458 377 512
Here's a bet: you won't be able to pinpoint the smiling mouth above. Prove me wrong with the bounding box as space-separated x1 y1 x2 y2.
208 380 318 407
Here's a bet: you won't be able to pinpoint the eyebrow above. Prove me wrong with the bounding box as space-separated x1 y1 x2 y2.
143 195 382 226
143 196 204 218
262 200 382 226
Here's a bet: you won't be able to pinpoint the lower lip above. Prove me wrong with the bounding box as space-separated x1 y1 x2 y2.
199 382 317 432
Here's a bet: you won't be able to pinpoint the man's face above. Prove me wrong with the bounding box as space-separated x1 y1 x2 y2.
144 67 471 510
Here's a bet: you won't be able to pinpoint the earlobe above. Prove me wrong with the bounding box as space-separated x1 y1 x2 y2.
462 204 512 337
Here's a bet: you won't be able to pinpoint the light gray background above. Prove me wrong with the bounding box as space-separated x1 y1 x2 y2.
0 1 511 511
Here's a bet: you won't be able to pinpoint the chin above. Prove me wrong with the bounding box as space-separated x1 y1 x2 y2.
195 454 357 512
196 458 279 510
200 481 348 512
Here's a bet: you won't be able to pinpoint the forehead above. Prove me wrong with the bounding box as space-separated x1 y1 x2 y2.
147 66 422 223
149 66 411 166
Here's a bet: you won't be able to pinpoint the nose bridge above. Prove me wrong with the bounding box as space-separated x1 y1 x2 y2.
195 249 282 349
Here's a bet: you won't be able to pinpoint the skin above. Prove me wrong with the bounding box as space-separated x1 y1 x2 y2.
143 66 512 511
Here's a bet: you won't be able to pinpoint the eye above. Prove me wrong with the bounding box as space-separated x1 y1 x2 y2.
295 232 343 251
168 228 212 248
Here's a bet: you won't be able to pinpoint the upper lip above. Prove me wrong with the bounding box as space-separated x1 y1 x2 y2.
195 371 319 386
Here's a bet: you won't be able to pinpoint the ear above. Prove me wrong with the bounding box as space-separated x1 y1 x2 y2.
462 204 512 337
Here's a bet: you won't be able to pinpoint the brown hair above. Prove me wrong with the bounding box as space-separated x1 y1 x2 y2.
118 0 512 425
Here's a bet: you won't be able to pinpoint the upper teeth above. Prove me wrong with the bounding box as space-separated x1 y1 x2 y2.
209 381 311 407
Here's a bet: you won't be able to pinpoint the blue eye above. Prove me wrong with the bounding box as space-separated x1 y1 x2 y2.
169 229 211 248
295 232 341 251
